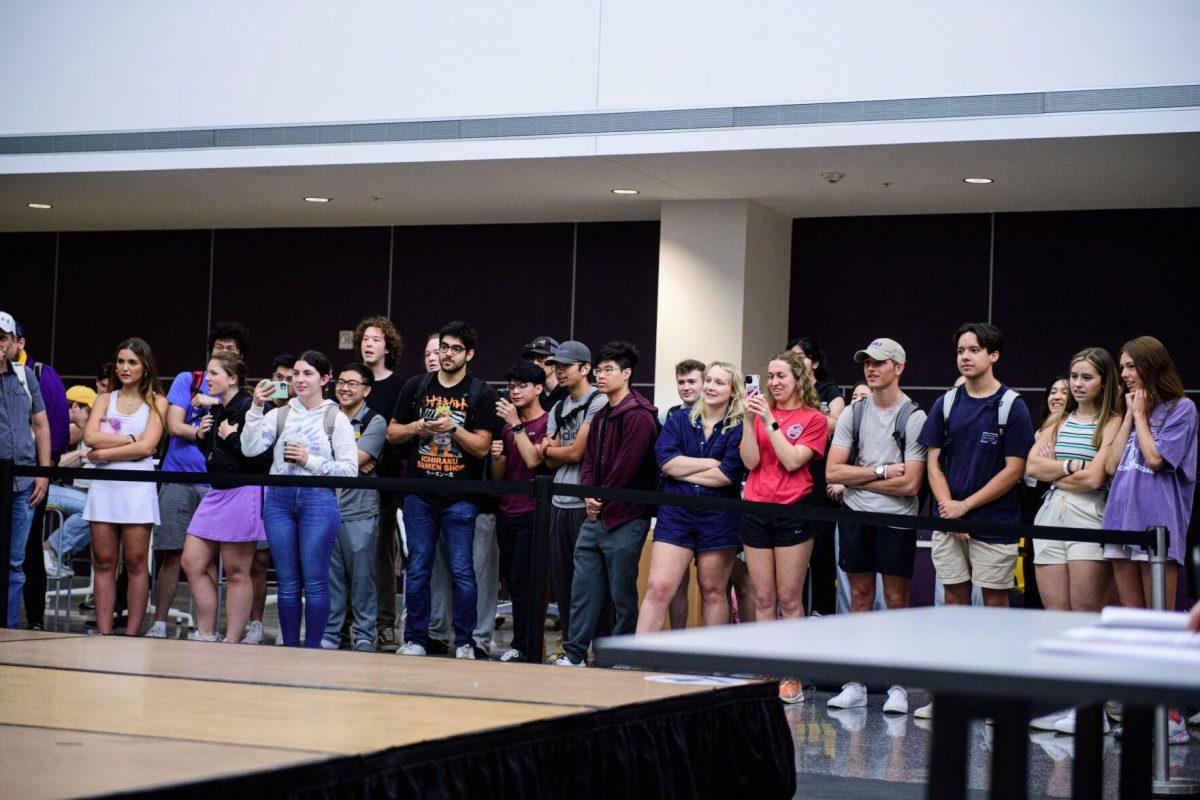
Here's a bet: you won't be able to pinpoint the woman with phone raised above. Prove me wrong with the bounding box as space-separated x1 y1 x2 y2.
739 351 829 704
242 351 358 647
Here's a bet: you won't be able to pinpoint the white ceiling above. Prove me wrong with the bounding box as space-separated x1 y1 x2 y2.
1 132 1197 231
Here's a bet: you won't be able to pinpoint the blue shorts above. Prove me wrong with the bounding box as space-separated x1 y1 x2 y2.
653 522 740 553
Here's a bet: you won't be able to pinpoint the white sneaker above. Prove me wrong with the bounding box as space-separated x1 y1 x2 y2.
499 648 522 662
319 639 338 650
883 685 909 714
455 644 475 660
187 631 220 642
914 701 934 719
1053 709 1111 735
240 620 263 645
1030 709 1070 731
144 621 167 639
827 682 868 709
43 548 74 578
397 642 427 656
554 655 586 667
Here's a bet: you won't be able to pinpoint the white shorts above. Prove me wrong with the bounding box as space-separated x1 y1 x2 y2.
1031 490 1106 565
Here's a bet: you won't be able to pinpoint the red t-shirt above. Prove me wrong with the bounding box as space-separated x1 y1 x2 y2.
743 406 828 504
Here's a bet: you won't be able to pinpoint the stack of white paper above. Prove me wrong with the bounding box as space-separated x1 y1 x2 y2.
1035 608 1200 665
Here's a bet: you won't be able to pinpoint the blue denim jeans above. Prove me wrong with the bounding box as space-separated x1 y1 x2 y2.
263 486 340 647
324 515 379 646
428 511 498 650
7 487 34 628
47 486 89 557
403 495 477 648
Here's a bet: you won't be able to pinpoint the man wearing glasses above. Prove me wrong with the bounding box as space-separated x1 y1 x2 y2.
322 363 387 652
387 321 501 659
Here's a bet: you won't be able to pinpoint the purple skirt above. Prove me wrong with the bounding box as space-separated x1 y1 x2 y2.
187 485 266 543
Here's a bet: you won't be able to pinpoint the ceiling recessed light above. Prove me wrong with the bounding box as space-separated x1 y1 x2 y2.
27 203 52 209
611 188 639 195
963 177 993 184
303 196 330 203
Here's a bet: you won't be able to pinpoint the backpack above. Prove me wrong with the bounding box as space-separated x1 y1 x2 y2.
11 361 35 405
847 397 919 468
275 404 340 457
553 388 602 435
937 386 1020 468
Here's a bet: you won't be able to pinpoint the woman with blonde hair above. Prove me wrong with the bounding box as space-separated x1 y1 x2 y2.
1026 348 1123 613
638 362 746 633
82 338 168 635
739 351 828 703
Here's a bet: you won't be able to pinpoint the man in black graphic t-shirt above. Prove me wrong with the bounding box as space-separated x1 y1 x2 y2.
388 321 500 659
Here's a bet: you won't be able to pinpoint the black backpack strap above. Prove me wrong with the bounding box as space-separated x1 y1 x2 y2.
893 400 916 461
848 397 867 466
33 362 44 381
410 371 437 418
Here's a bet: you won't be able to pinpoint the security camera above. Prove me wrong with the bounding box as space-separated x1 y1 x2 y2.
821 172 845 184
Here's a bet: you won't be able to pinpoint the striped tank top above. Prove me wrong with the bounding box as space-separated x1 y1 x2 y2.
1053 414 1098 462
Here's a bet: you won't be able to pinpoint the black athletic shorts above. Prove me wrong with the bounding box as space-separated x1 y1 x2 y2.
837 518 917 578
740 495 813 549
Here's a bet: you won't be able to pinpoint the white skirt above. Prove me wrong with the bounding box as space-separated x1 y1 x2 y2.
82 466 161 525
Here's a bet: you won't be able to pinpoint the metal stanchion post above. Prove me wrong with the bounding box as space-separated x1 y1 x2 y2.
524 475 553 664
1149 525 1200 796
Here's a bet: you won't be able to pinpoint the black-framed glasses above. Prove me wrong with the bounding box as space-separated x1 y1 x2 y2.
439 343 466 355
335 379 366 389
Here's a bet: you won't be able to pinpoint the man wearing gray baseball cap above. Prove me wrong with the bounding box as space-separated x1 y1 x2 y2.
539 340 609 659
825 336 927 714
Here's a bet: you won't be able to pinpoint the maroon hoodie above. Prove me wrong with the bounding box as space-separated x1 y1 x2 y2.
580 389 659 530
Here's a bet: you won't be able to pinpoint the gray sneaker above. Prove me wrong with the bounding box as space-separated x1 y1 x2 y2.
240 620 264 645
353 640 376 653
455 644 476 660
144 621 167 639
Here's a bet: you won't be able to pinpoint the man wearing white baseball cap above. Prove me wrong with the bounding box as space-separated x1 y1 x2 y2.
0 311 52 627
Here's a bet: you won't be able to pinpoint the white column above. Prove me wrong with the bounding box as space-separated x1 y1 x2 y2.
652 200 792 411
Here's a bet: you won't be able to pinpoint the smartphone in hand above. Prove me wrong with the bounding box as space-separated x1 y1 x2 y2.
745 374 760 396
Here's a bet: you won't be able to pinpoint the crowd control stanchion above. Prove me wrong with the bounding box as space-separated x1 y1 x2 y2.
1149 525 1199 797
524 475 553 664
0 459 12 627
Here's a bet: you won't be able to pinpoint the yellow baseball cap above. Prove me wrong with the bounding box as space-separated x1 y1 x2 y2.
66 385 98 407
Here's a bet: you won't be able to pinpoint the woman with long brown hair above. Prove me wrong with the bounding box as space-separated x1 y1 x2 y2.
739 350 828 704
82 338 168 635
1026 348 1123 614
1103 336 1197 607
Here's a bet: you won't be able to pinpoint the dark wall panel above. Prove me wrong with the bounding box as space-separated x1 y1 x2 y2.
210 227 391 378
572 221 661 382
992 208 1200 389
55 230 211 378
0 233 57 362
390 224 575 380
790 215 992 388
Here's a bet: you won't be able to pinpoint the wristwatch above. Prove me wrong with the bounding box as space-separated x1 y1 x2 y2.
874 463 886 479
512 423 525 435
768 421 780 432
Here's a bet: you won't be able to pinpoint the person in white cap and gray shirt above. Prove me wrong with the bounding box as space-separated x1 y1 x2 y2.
0 311 51 627
825 337 927 714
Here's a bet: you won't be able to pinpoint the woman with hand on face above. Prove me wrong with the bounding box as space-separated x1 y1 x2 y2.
739 351 829 704
1103 337 1197 609
82 338 168 635
638 362 746 634
241 351 358 647
180 353 270 643
1026 351 1122 614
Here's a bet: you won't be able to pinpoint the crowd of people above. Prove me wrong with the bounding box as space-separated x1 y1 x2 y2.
1 309 1196 734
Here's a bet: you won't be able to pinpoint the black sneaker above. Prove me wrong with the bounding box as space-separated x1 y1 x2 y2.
376 628 398 651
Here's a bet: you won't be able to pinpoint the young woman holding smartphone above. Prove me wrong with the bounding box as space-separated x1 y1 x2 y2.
82 338 168 635
739 350 828 703
180 353 270 643
241 351 358 647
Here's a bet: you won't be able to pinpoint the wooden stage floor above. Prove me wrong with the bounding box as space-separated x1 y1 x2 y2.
0 629 791 799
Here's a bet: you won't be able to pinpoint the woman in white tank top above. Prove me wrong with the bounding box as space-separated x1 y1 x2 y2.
81 338 168 635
